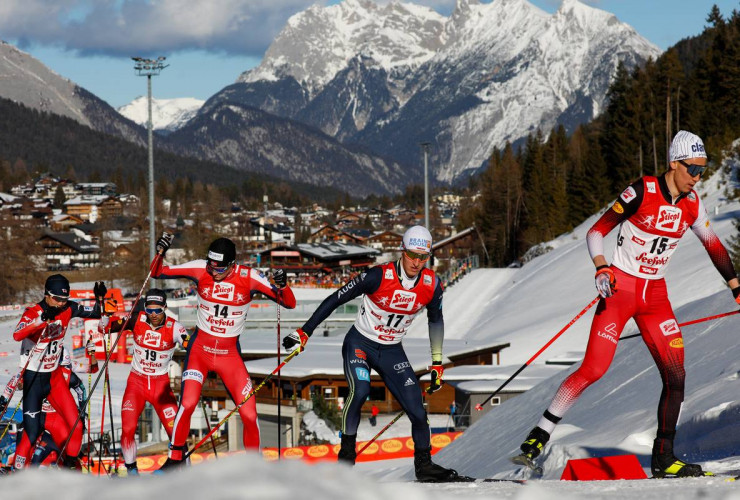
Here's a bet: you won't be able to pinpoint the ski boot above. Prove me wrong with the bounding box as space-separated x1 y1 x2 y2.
125 462 139 477
651 437 706 478
510 427 549 474
153 445 188 474
337 433 357 465
414 447 463 482
61 454 82 471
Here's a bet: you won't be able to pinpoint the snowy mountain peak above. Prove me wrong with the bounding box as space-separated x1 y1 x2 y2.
117 96 204 133
238 0 446 95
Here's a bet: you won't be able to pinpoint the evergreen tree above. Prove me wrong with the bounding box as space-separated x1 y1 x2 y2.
53 184 66 208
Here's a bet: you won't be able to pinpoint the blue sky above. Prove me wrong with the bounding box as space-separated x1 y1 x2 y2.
1 0 735 108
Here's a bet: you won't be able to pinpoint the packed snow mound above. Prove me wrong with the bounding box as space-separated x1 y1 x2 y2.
2 453 442 500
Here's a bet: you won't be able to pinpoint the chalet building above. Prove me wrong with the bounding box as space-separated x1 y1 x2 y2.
39 229 101 270
432 226 486 267
76 182 117 196
365 230 403 253
307 224 362 244
64 195 123 221
49 213 86 232
259 242 380 275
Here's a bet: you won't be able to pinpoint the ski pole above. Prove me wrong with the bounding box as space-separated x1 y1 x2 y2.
620 309 740 341
185 348 300 459
0 332 51 442
102 331 119 475
276 288 281 460
56 245 167 464
357 410 406 457
475 295 600 411
201 400 218 459
99 373 108 476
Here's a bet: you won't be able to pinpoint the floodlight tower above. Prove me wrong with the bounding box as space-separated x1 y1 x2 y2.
420 142 431 229
132 56 169 268
132 56 168 444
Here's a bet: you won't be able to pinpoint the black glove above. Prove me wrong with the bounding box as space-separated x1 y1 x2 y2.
427 363 444 394
273 269 287 289
283 328 309 354
41 307 60 322
93 281 107 301
156 232 173 255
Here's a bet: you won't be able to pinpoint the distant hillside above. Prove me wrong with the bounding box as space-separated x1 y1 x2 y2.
0 97 346 204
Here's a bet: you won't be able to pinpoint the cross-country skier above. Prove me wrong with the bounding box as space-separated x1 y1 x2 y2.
151 237 295 469
30 347 93 467
514 131 740 478
11 274 106 470
283 225 461 482
99 288 188 475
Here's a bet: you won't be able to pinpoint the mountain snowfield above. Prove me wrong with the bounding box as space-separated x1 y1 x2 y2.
232 0 661 183
117 97 204 133
3 152 740 496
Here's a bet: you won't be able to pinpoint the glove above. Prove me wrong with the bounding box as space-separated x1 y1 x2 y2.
283 328 309 354
595 266 617 298
156 232 173 255
427 363 444 394
273 269 287 289
181 333 190 349
41 307 59 322
0 395 8 412
86 339 96 359
98 315 110 333
93 281 107 301
732 286 740 306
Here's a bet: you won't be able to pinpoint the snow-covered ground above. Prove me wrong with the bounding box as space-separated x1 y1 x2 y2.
3 155 740 497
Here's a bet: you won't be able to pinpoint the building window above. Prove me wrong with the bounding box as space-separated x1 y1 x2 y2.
490 397 500 406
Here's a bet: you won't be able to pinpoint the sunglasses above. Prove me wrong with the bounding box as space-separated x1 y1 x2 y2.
48 293 68 303
678 159 706 177
207 262 232 274
404 249 430 262
145 307 164 315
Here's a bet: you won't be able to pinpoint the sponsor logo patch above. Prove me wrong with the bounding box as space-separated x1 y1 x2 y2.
620 186 637 202
423 275 432 285
656 206 682 232
612 201 624 214
389 290 417 312
669 338 684 349
122 400 135 412
394 362 411 371
384 269 394 280
404 377 415 386
241 379 253 396
212 282 235 301
646 182 656 194
143 330 162 348
631 235 645 246
355 367 370 381
660 319 680 337
183 369 204 383
597 323 618 345
354 349 366 360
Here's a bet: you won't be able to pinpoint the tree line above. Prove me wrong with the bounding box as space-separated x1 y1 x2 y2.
465 5 740 267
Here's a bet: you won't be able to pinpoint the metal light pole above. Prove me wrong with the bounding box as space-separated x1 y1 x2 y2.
132 56 169 273
420 142 431 228
132 56 168 444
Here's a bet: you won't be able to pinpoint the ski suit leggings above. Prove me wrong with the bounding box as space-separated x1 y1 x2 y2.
170 330 258 459
120 371 179 465
15 369 82 468
341 327 431 450
543 268 685 438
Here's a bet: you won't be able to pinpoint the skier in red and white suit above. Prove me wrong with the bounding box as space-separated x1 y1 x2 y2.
151 237 295 468
517 131 740 478
100 288 188 475
12 275 105 470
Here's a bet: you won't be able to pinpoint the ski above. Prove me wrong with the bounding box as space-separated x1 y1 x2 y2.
510 453 543 476
416 475 526 484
